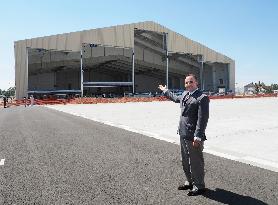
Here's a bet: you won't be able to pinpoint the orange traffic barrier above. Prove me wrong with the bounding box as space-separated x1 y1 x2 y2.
1 93 277 108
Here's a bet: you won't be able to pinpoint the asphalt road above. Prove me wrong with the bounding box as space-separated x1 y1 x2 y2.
0 106 277 205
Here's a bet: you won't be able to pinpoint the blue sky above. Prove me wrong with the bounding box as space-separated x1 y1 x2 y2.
0 0 277 90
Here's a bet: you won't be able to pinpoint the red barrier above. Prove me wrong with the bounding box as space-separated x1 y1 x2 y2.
1 94 277 108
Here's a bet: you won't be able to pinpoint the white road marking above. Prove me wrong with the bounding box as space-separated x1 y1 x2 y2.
0 159 5 166
204 149 239 161
241 156 278 172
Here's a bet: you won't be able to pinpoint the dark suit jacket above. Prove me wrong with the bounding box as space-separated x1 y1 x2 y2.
164 89 209 141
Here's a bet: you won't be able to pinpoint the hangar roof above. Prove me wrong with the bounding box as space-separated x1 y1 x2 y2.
15 21 233 64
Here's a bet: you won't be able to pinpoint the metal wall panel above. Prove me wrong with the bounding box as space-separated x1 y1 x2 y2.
56 34 67 51
14 42 20 98
228 61 235 91
26 39 32 48
30 38 37 48
87 29 102 45
49 35 57 50
134 46 143 61
123 48 132 58
37 37 43 49
66 31 81 51
124 24 133 48
92 47 105 58
103 27 116 46
115 25 126 47
15 41 28 99
42 36 49 50
105 47 124 56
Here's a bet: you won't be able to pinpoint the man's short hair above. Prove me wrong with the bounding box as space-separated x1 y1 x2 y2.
186 73 198 82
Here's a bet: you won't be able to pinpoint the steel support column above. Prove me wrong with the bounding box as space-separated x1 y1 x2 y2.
165 33 169 88
26 47 29 96
198 55 204 91
132 48 135 94
201 58 204 90
80 46 84 97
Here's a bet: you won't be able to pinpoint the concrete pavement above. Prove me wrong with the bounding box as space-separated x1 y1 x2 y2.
0 106 277 204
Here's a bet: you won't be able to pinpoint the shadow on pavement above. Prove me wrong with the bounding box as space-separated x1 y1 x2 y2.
204 188 268 205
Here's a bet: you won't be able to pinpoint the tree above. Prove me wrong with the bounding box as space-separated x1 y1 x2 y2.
271 84 278 90
254 83 260 94
254 82 278 94
0 86 16 97
7 87 16 97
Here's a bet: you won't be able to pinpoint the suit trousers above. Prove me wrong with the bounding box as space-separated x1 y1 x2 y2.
180 136 205 189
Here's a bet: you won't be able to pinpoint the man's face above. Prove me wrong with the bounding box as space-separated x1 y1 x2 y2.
184 76 198 92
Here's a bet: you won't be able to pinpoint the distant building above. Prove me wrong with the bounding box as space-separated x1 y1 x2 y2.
244 83 256 95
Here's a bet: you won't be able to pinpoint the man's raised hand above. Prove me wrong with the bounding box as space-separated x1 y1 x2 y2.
158 85 167 91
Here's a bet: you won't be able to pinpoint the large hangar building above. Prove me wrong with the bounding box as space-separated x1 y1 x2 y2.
14 21 235 99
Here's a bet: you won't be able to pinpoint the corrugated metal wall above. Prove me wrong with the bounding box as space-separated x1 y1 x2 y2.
14 21 235 99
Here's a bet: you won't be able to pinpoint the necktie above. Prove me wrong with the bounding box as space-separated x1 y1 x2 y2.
182 92 190 106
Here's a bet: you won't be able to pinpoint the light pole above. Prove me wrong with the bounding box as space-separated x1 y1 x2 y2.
197 55 204 91
163 32 169 88
235 82 238 95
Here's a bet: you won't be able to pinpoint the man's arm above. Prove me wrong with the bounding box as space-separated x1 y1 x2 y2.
194 95 209 141
158 85 182 103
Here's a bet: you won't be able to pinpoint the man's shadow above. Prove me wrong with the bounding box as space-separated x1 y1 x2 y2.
203 188 268 205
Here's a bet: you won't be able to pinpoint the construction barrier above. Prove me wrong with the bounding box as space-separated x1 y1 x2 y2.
1 93 277 108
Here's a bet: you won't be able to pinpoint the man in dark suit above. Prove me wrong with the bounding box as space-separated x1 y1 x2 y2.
158 74 209 196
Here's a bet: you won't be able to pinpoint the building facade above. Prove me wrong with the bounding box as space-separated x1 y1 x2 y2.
14 21 235 99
